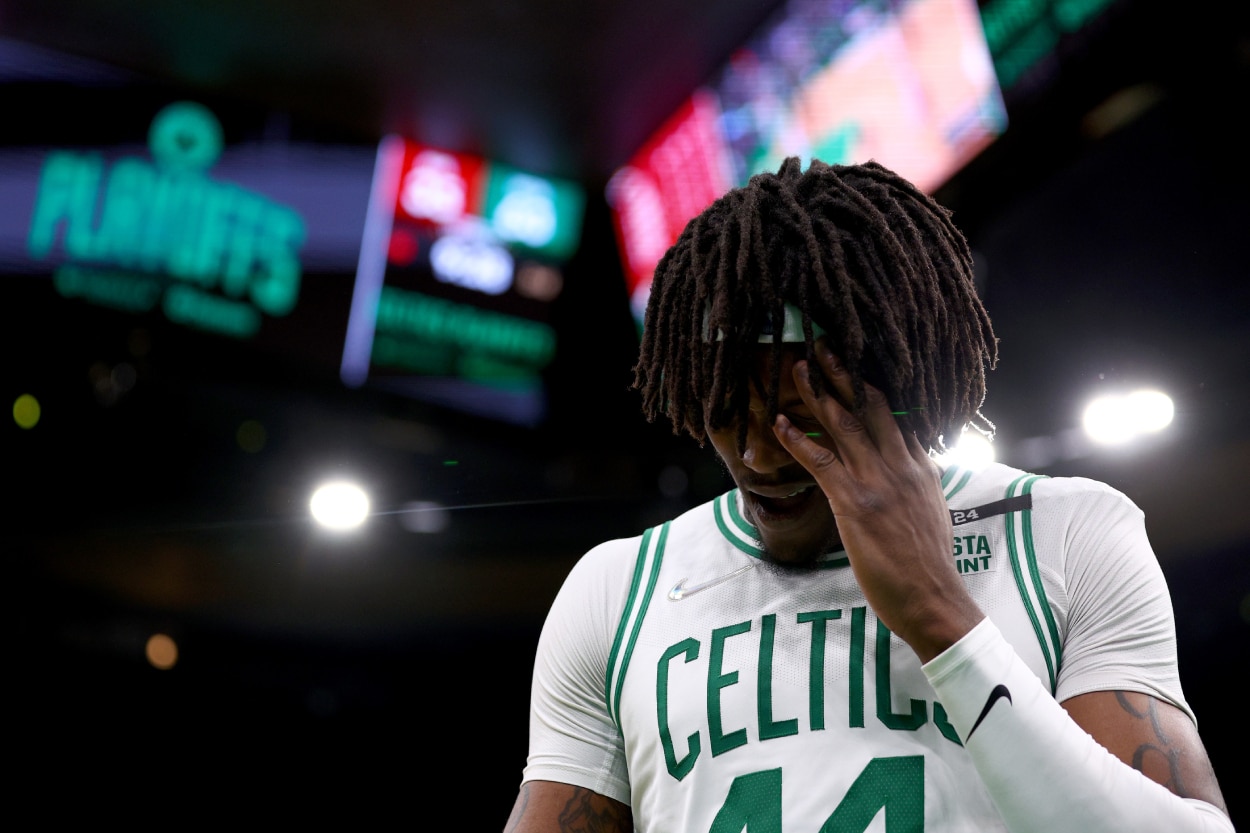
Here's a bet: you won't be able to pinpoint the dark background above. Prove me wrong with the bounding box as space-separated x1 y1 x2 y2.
4 0 1248 824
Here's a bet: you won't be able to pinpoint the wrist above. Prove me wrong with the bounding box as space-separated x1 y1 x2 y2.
895 595 985 663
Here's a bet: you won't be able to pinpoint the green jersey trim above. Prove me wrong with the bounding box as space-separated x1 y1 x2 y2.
714 491 763 557
1020 475 1063 675
605 522 669 727
714 490 848 568
1004 473 1061 692
941 463 974 500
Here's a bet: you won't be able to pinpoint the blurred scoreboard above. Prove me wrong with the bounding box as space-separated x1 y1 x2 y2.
341 137 586 426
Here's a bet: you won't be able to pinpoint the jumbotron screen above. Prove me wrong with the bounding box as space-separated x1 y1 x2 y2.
607 0 1007 328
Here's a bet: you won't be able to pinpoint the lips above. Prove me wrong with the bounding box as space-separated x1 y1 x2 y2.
747 485 818 521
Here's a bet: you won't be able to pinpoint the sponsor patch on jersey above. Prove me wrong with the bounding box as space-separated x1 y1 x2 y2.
953 533 997 574
949 494 1032 526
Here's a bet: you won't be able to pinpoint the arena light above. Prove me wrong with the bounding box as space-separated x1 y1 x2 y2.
1081 388 1174 446
309 480 371 531
145 632 179 670
936 430 996 469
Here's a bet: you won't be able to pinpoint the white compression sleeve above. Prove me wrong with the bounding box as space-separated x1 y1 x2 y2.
922 619 1233 832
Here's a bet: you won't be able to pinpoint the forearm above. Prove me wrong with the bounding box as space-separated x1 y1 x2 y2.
922 619 1234 832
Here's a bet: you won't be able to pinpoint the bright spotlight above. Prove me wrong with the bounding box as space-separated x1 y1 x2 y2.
1082 388 1174 446
1126 388 1174 434
1082 396 1131 445
937 431 996 469
310 481 371 531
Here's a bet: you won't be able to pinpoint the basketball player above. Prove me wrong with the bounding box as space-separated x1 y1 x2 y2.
504 159 1233 832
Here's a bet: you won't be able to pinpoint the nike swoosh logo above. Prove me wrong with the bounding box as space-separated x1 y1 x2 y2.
667 563 756 601
966 683 1012 740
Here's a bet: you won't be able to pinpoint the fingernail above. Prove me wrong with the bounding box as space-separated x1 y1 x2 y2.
774 414 801 439
820 343 839 368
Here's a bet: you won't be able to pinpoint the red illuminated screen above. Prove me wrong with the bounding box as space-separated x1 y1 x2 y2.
607 0 1006 326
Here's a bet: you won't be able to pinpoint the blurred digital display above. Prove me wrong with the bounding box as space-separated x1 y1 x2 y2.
978 0 1121 94
1 39 378 373
24 101 308 339
607 0 1008 327
341 137 586 427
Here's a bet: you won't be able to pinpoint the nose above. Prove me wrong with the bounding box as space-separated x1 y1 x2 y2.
741 409 793 474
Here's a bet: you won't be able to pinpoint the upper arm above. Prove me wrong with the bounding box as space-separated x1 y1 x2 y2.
520 542 634 809
1056 485 1191 713
1062 689 1228 814
505 780 633 833
1055 486 1227 812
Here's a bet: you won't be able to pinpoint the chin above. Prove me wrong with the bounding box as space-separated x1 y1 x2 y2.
758 532 842 568
744 501 841 566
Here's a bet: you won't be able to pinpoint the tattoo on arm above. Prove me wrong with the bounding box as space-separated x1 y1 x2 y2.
557 786 632 833
504 784 530 833
506 782 632 833
1114 691 1187 796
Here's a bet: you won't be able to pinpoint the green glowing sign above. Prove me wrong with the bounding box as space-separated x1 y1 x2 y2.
374 287 555 386
26 101 307 339
978 0 1117 90
149 101 224 171
481 164 585 261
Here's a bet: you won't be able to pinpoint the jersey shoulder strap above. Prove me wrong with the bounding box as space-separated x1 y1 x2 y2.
604 520 672 727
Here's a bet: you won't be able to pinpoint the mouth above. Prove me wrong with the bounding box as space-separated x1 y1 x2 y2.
746 485 819 521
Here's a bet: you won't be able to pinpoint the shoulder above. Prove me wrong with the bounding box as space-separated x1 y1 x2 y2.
1030 472 1141 509
1026 471 1147 535
943 461 1034 504
949 462 1142 516
956 465 1158 591
535 496 725 677
557 495 724 604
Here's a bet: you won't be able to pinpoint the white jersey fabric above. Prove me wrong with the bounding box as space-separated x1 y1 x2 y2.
522 462 1192 832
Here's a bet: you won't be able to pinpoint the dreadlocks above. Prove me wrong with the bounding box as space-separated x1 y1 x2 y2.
632 157 998 453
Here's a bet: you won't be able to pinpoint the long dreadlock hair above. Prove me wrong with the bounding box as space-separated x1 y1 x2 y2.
632 157 998 453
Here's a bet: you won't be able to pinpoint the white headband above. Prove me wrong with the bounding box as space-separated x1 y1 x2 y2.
702 302 826 343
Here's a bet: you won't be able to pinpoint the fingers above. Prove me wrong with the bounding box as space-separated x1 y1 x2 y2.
798 341 911 465
773 412 846 485
905 429 935 471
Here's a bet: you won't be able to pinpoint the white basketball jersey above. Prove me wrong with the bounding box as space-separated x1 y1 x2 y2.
523 462 1190 833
